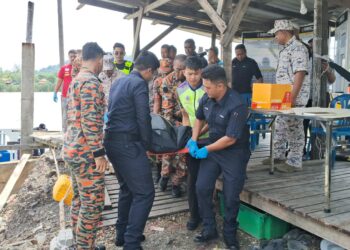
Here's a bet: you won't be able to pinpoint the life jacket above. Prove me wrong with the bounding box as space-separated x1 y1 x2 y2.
114 60 133 75
177 81 209 139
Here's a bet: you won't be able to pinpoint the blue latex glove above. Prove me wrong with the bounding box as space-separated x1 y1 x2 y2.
195 147 208 159
104 113 108 123
53 92 58 102
186 138 198 157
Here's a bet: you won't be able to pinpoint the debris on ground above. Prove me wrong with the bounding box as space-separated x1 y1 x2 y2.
0 152 322 249
0 151 67 250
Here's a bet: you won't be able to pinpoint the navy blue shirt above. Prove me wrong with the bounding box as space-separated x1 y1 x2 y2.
196 88 250 149
232 57 262 94
106 71 152 149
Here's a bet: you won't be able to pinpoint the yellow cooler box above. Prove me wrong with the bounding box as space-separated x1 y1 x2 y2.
252 83 292 110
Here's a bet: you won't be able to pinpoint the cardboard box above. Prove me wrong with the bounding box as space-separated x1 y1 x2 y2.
251 83 292 110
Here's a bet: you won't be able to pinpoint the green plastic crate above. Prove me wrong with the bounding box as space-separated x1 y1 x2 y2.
218 192 290 240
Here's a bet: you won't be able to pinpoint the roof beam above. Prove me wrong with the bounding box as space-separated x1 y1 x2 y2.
125 0 172 20
76 3 85 10
153 3 270 32
240 0 314 22
222 0 251 47
146 12 215 33
158 4 210 21
216 0 225 16
79 0 271 36
141 24 178 51
79 0 215 33
78 0 134 12
196 0 227 33
108 0 144 7
328 0 350 8
132 8 143 59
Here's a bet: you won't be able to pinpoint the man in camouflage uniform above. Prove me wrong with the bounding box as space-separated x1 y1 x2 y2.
63 42 108 250
99 53 126 109
266 20 310 172
153 54 187 197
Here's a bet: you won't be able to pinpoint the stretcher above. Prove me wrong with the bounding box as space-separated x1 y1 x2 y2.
147 147 189 156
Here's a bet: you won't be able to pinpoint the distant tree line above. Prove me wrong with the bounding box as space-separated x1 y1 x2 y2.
0 65 59 92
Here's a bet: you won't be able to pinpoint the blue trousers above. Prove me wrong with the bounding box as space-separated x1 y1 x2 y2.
105 140 155 250
196 147 250 238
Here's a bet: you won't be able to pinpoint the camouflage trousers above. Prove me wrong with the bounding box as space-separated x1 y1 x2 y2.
273 116 305 168
68 161 105 249
161 154 187 186
61 97 69 133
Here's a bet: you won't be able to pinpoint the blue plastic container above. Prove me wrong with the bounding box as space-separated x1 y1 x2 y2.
0 150 11 162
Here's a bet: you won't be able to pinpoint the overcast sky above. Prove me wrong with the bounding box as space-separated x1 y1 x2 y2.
0 0 214 70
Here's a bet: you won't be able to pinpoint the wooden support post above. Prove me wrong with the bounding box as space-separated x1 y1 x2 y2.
132 9 143 60
312 0 328 107
221 0 232 87
216 0 225 15
0 154 30 211
211 27 216 48
57 0 64 67
141 24 178 51
125 0 171 20
76 3 85 10
221 0 251 47
311 0 328 159
26 2 34 43
212 0 223 48
21 43 35 156
21 2 35 156
197 0 227 34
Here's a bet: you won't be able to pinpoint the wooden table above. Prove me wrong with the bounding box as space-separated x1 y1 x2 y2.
250 107 350 212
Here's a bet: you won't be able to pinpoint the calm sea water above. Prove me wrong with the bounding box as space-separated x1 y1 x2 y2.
0 92 62 131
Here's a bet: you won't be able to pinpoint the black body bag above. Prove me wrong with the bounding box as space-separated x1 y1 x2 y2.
150 114 191 153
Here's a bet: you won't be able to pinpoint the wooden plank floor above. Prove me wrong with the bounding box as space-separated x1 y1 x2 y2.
101 139 271 227
35 130 350 247
102 174 188 227
239 140 350 249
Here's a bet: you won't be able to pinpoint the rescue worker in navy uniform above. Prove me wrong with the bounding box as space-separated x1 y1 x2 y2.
104 51 160 250
188 65 250 249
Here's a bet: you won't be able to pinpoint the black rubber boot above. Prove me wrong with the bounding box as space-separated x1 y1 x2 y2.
159 176 169 191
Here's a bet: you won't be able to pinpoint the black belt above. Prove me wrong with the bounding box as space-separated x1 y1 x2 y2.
104 132 140 142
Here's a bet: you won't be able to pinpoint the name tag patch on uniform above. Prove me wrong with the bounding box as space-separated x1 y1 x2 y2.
204 107 209 110
219 115 224 118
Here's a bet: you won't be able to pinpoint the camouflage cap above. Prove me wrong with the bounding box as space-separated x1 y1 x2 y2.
268 19 295 34
103 53 114 70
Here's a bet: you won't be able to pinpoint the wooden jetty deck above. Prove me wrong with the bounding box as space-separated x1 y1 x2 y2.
239 159 350 249
100 143 272 227
102 174 189 227
32 132 350 248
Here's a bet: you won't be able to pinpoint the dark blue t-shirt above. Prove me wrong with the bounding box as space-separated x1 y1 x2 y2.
196 88 250 149
232 57 262 94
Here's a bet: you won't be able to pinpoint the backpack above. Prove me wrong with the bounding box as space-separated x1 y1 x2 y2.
150 114 192 153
